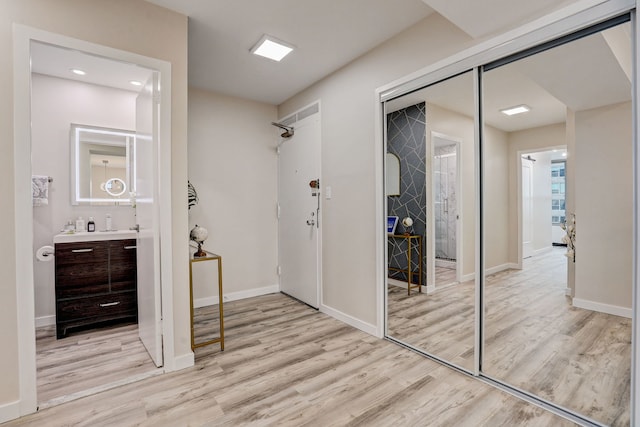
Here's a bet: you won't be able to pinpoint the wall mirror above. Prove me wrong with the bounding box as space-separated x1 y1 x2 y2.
385 70 477 372
70 124 135 205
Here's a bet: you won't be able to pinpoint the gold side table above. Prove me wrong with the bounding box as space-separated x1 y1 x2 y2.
388 234 423 295
189 249 224 351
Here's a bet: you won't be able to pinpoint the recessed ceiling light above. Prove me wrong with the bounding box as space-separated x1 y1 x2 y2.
562 152 567 157
129 80 143 87
250 35 294 62
70 68 86 76
500 104 531 116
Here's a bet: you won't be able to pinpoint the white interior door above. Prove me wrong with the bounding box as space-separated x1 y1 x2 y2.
278 114 321 308
522 158 534 259
135 73 163 367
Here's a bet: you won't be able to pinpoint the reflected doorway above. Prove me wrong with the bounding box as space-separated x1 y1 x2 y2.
432 134 461 286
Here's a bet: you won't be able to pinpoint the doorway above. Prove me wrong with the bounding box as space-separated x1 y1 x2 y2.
277 104 322 308
14 26 175 414
432 133 461 286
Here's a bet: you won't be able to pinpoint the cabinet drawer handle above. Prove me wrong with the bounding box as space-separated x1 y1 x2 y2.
99 301 120 307
124 245 137 250
71 248 93 253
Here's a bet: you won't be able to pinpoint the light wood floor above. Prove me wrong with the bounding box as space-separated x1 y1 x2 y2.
435 265 457 286
36 322 159 407
7 293 573 426
388 247 631 426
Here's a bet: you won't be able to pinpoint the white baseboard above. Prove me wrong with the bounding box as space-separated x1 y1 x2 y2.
565 287 573 297
573 298 632 319
0 400 20 424
460 272 474 282
35 315 55 328
320 303 380 338
194 284 279 308
435 259 456 268
486 263 518 276
387 278 426 292
172 351 195 371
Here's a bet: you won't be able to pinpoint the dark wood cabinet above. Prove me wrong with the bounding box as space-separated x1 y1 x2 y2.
55 239 137 338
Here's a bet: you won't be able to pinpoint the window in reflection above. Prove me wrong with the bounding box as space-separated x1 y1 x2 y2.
481 20 631 426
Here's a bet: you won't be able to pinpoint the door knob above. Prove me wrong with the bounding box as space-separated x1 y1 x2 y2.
306 219 315 226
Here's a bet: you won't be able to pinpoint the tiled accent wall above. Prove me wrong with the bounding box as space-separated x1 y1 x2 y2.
387 102 427 285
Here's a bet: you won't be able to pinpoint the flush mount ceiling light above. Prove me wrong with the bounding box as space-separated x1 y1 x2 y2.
250 35 294 62
70 68 86 76
500 104 531 116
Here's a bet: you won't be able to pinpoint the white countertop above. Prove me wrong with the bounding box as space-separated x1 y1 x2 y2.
53 230 137 244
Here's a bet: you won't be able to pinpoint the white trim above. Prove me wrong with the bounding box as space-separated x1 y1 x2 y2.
194 284 280 308
35 316 55 328
13 24 176 418
0 401 20 424
573 298 633 318
632 6 640 425
172 352 196 372
13 24 37 417
565 287 574 297
320 304 379 337
376 95 387 342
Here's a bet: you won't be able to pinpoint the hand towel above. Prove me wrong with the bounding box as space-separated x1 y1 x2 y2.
32 175 49 206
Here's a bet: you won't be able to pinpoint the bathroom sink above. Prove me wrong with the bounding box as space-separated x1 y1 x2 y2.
53 230 137 244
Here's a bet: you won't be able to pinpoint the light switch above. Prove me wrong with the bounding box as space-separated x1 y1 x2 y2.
325 186 332 199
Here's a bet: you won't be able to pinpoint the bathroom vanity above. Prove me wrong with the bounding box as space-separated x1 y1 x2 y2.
54 231 137 338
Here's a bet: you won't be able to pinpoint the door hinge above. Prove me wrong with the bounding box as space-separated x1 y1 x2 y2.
277 265 281 276
277 203 281 219
276 146 281 155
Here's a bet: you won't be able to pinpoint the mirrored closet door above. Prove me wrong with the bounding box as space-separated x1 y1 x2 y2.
481 17 632 426
384 10 634 426
385 71 477 372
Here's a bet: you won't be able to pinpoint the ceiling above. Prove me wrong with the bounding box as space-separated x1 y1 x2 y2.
31 1 630 133
31 41 153 93
143 0 593 106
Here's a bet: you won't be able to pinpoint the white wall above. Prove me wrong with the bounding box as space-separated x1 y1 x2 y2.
484 125 510 271
2 1 188 417
188 88 279 304
574 101 632 313
31 74 138 324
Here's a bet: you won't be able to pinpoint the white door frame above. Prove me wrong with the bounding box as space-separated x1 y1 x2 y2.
13 24 175 416
430 132 462 288
276 101 323 309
